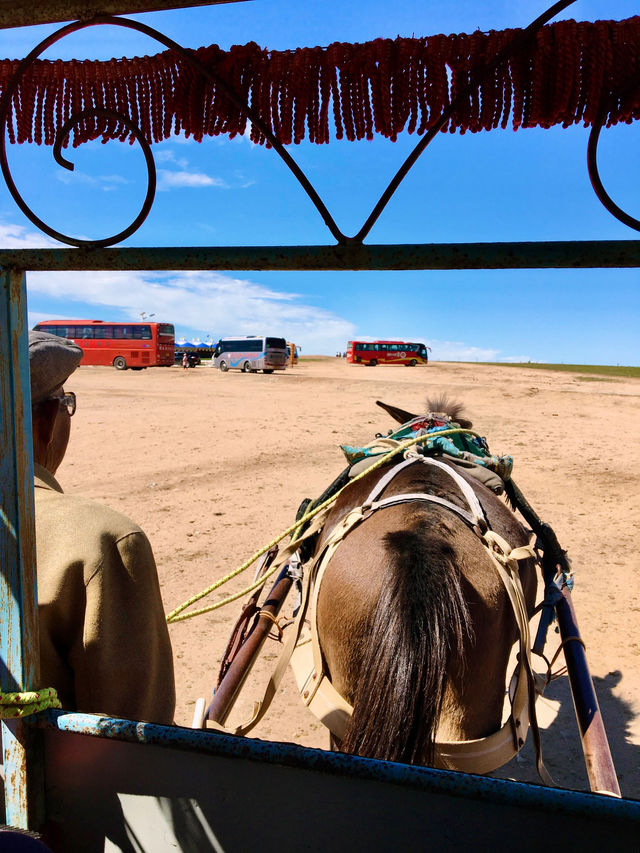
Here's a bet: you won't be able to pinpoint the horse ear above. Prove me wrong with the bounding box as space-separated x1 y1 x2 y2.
375 400 417 424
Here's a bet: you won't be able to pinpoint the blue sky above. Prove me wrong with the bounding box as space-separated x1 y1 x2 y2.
0 0 638 362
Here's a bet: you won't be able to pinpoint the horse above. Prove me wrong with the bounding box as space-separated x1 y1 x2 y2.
299 396 540 771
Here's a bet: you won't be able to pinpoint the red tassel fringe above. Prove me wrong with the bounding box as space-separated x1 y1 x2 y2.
0 16 639 149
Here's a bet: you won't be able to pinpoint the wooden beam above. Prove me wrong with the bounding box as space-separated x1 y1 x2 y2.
0 1 249 30
0 268 44 829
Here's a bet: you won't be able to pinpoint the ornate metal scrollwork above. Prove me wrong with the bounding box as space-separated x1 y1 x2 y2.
588 96 640 233
0 14 342 248
1 0 637 248
0 22 160 248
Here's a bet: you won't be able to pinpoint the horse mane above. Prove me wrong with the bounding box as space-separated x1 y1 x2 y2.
339 519 472 765
427 394 473 430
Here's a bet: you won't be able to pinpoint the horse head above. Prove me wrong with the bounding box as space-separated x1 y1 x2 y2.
376 394 474 429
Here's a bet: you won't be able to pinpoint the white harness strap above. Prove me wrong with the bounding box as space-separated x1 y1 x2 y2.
289 455 549 778
364 454 486 529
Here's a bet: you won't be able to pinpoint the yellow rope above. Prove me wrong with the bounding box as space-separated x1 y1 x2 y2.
167 554 289 623
165 428 479 624
0 687 61 719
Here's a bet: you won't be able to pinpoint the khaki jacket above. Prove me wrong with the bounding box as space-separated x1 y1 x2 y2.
34 464 175 725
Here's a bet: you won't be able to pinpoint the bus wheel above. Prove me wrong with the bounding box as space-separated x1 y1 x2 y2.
242 361 252 373
219 360 229 372
409 359 417 367
369 359 378 367
113 356 127 370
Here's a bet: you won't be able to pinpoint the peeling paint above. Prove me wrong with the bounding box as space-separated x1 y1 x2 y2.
0 241 639 273
28 710 640 826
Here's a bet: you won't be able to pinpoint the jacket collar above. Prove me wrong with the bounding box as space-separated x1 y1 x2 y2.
34 463 64 493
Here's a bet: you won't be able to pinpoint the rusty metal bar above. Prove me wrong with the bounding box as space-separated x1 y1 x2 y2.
1 240 640 273
207 567 294 727
29 708 640 824
555 587 621 797
0 1 248 30
505 479 621 797
0 268 44 829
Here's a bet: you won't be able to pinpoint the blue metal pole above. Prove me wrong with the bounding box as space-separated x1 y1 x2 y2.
0 267 43 828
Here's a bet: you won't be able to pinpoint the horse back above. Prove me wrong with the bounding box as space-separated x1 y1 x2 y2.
314 458 538 763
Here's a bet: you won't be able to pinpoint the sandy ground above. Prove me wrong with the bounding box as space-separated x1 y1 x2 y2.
59 358 640 798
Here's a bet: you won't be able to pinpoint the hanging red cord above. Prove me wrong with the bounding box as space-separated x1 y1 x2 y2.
1 17 639 148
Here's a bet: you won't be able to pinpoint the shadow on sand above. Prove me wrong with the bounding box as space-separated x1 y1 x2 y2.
492 669 640 799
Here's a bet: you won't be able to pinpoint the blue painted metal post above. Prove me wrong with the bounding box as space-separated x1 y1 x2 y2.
0 267 43 828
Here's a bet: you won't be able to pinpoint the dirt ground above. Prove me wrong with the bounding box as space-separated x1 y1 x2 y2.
61 358 640 799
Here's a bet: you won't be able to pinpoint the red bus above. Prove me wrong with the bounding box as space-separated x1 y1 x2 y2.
33 319 175 370
346 340 430 367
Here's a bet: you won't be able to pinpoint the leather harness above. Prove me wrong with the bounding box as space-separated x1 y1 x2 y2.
216 452 550 781
288 453 551 779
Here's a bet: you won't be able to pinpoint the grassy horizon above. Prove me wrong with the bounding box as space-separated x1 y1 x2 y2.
299 356 639 378
447 362 640 379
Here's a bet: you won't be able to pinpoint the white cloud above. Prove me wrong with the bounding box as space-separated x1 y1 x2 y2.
498 355 532 363
429 342 536 363
427 340 501 362
29 309 81 326
154 147 248 191
55 170 131 191
155 150 189 168
156 169 227 190
4 222 520 361
25 268 355 355
0 221 62 249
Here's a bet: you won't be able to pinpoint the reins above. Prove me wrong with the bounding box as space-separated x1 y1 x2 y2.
166 426 481 624
178 417 573 784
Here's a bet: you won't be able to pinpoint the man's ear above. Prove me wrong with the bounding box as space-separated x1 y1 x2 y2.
32 399 59 452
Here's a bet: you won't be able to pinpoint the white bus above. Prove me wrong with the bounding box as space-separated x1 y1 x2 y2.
213 336 288 373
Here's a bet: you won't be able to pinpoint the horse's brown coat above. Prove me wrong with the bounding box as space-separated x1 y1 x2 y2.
315 435 537 766
60 359 640 795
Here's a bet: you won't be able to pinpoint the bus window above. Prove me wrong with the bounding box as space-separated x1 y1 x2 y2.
214 336 287 373
32 320 174 369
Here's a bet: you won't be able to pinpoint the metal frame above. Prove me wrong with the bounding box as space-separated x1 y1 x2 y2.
0 2 248 30
1 1 639 249
1 0 640 839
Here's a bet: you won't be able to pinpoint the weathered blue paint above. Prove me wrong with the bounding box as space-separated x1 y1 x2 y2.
0 247 637 836
0 267 43 828
0 240 639 272
31 710 640 825
0 269 38 690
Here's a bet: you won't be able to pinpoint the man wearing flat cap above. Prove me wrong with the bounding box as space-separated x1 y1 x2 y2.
29 330 175 724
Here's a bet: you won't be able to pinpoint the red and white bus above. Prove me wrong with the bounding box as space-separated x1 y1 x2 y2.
33 319 175 370
346 340 430 367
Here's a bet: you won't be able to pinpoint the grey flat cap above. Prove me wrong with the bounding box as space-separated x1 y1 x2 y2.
29 330 83 404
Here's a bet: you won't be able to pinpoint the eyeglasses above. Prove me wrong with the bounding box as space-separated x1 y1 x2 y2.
55 392 76 416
